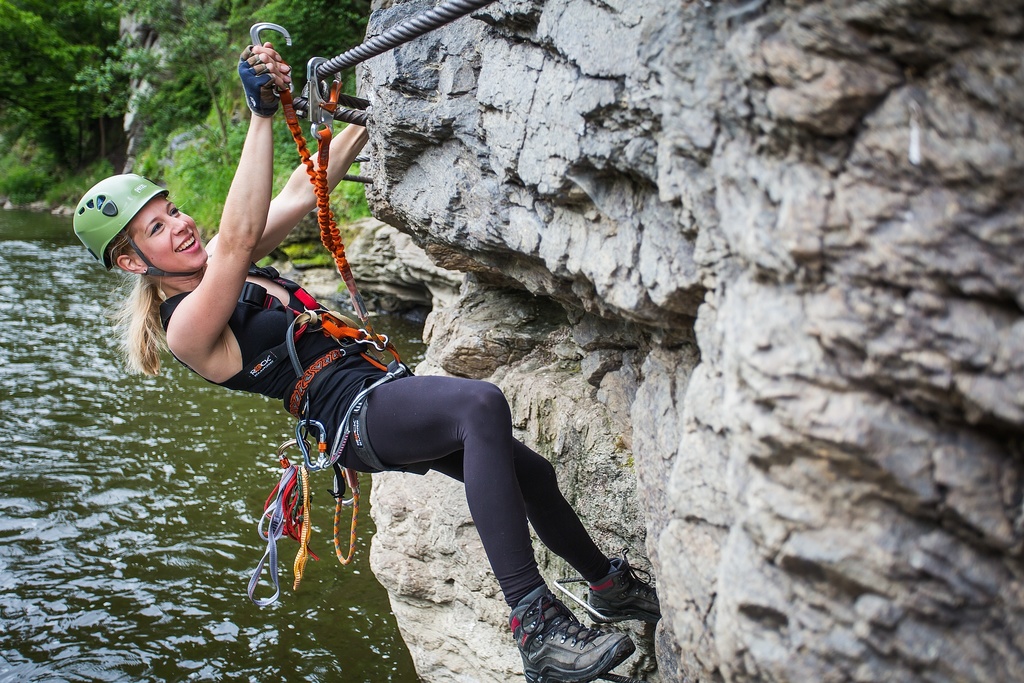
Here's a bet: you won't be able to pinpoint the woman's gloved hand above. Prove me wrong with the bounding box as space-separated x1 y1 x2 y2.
238 42 292 117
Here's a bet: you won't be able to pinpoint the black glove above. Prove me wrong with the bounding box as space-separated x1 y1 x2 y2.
238 46 279 117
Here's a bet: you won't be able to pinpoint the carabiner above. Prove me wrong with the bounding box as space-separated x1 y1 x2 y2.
295 419 330 471
274 438 300 468
250 22 292 47
306 56 333 140
249 22 293 93
360 330 390 352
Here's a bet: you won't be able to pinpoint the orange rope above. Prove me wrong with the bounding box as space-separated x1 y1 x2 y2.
334 469 360 565
278 91 344 282
313 126 346 274
279 90 381 334
292 463 313 590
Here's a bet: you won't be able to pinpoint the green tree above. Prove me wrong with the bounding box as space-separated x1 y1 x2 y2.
0 0 373 208
120 0 234 161
0 0 124 167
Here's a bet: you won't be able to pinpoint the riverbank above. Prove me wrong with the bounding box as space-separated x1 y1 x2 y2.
2 196 74 215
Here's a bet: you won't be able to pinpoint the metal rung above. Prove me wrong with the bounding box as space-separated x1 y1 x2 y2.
553 576 616 623
530 665 645 683
598 674 645 683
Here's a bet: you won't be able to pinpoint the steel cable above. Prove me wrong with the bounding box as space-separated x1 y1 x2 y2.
294 0 495 125
315 0 497 78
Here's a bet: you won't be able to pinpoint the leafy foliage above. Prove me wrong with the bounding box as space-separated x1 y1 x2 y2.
118 0 235 157
280 242 335 268
0 164 48 204
0 0 372 227
0 0 124 166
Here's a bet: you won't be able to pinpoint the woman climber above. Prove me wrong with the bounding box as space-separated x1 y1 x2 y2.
73 40 660 683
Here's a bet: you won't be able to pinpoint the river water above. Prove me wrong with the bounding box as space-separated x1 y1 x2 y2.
0 210 421 682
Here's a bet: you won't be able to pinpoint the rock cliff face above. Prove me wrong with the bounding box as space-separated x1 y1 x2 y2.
353 1 1024 681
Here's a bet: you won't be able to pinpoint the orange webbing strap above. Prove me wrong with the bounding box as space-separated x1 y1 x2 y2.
318 311 366 342
320 80 345 115
318 310 402 370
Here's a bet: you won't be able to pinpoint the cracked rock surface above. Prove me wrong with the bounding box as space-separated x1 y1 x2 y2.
354 1 1024 681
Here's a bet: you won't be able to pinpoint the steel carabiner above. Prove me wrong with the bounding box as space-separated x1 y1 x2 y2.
249 22 294 93
306 56 334 141
250 22 292 48
294 418 330 471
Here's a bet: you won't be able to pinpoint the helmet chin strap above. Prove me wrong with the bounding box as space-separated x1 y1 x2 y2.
127 238 202 278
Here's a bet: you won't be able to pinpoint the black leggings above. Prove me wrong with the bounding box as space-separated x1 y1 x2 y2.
347 375 610 607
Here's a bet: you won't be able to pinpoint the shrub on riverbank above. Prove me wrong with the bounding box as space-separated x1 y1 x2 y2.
0 140 117 211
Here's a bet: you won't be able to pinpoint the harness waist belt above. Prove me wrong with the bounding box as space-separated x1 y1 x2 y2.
347 395 387 471
288 348 345 417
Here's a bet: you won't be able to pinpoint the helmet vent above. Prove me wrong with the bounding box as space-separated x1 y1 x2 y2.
94 194 118 216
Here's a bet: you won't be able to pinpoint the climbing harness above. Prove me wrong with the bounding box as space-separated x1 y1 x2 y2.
248 1 502 603
244 305 406 604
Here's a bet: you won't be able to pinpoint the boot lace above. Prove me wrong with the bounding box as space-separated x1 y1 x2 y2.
523 594 603 650
618 549 657 599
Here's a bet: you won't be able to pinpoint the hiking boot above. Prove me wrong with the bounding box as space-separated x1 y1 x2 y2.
510 585 636 682
587 553 661 624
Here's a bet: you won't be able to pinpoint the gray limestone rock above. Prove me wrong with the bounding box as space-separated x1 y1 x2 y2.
343 0 1024 681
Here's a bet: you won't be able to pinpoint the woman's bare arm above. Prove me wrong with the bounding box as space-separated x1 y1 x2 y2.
253 124 369 261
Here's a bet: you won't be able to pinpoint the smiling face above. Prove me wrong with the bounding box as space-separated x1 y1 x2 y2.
113 196 207 276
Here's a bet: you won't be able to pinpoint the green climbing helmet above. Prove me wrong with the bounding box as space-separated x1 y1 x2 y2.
74 174 168 269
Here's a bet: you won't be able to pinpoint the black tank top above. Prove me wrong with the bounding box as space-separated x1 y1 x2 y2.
159 269 384 441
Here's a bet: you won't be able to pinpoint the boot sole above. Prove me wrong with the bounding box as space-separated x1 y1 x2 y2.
523 637 636 683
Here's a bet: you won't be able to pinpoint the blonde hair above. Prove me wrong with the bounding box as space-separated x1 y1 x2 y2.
107 231 167 375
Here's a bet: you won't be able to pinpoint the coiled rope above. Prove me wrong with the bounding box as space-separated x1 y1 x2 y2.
333 467 361 565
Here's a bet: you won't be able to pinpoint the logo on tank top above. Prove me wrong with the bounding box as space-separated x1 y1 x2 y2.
249 352 277 378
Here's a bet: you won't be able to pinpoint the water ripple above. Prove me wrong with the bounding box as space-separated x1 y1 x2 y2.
0 211 421 682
